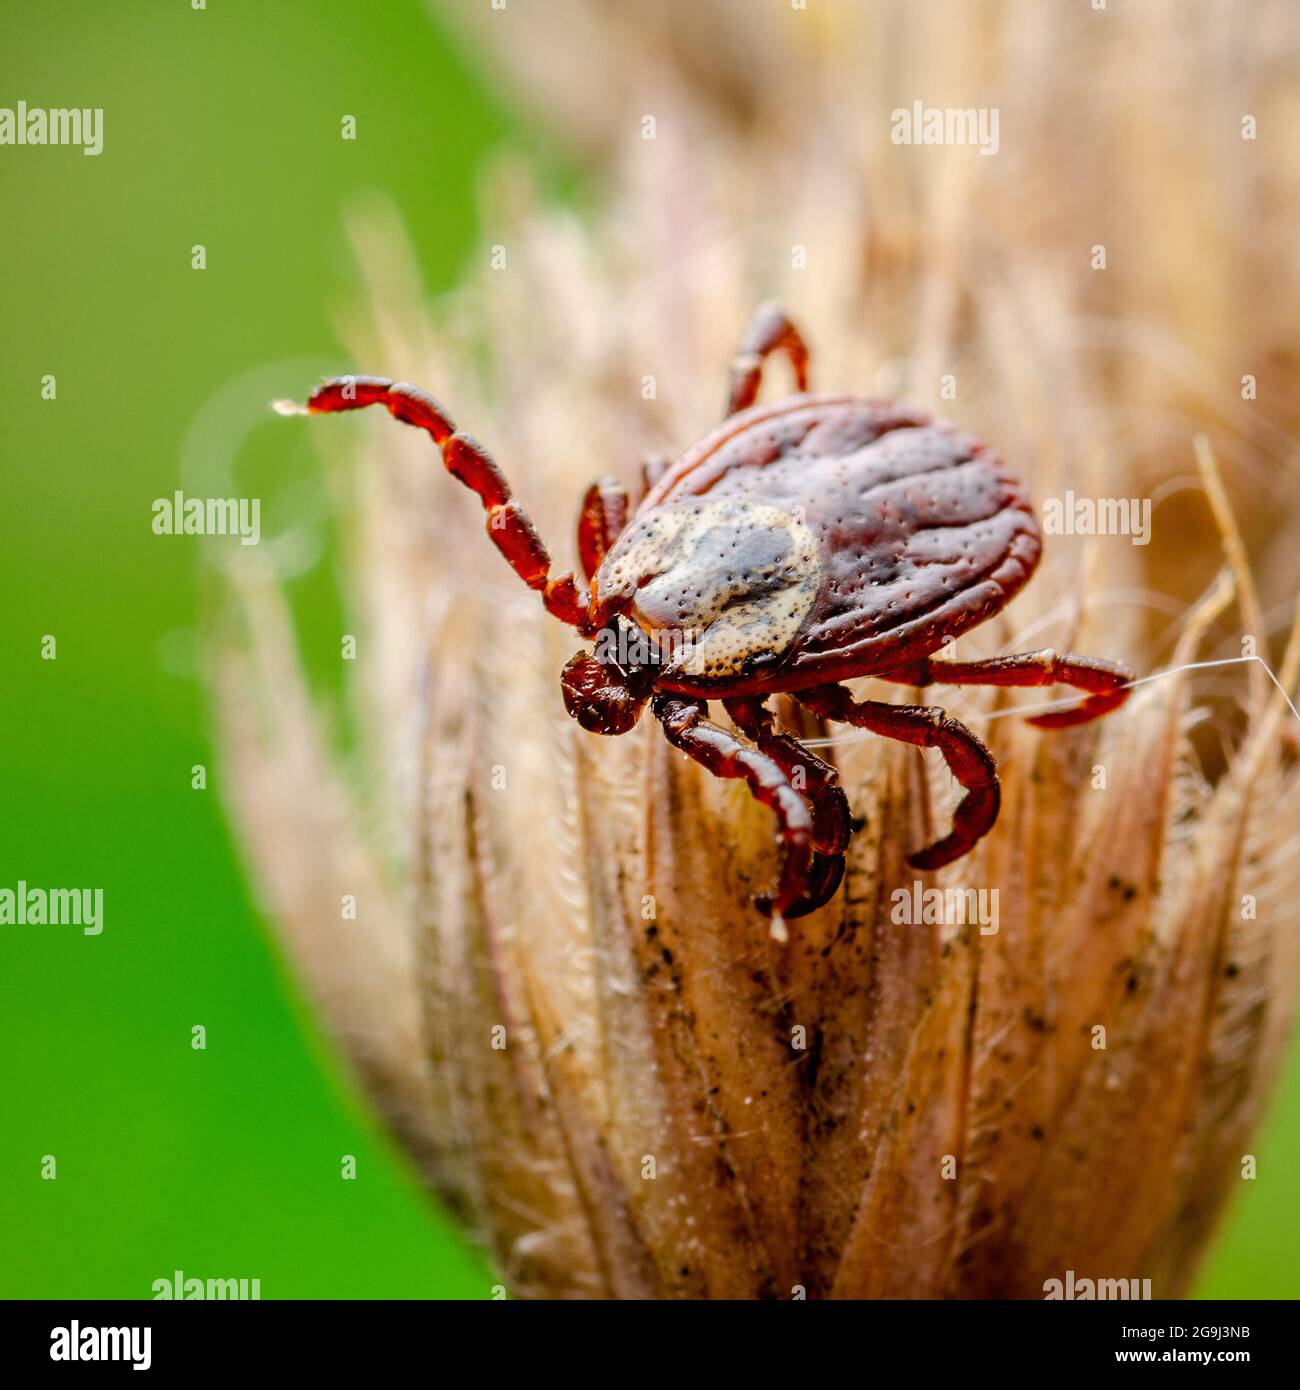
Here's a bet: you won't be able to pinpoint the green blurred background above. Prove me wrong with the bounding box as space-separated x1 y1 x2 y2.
0 0 1295 1299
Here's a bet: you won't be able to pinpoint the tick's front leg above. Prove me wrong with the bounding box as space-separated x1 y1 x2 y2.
282 375 589 629
798 685 1000 871
654 695 821 936
725 302 811 416
577 477 630 580
879 649 1134 728
637 452 673 502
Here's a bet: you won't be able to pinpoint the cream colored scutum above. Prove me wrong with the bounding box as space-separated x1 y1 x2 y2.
595 496 822 680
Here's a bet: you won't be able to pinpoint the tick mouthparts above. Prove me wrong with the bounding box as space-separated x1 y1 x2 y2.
271 398 309 416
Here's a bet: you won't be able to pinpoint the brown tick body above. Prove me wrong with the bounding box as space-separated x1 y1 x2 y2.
284 304 1132 929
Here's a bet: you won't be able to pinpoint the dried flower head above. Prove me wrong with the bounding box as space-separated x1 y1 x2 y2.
212 0 1300 1297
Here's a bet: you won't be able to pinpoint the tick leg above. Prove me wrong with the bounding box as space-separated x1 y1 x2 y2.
285 375 589 630
637 452 673 502
725 302 811 416
798 685 1000 872
724 697 849 918
723 698 851 856
654 695 822 932
577 477 630 581
879 649 1134 729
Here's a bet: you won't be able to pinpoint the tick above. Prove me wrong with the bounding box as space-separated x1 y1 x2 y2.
278 304 1132 931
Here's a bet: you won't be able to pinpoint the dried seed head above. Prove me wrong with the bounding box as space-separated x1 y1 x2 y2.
213 0 1300 1298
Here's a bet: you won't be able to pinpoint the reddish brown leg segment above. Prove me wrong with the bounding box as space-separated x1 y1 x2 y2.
577 476 630 581
723 698 851 855
725 697 849 917
725 302 811 416
300 375 589 629
880 648 1134 729
637 452 673 503
798 685 1000 871
654 695 819 930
